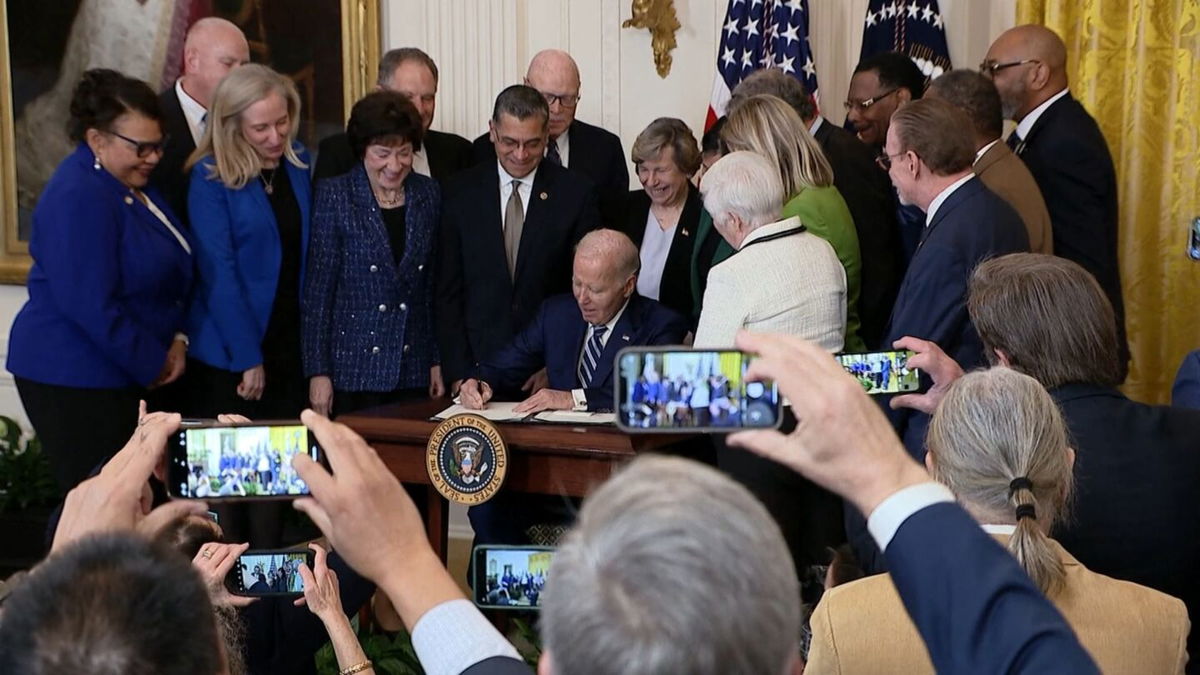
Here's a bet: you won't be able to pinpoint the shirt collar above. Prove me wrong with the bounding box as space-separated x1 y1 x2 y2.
591 298 630 332
497 160 536 188
1015 88 1069 140
981 523 1017 535
808 116 824 136
553 128 570 156
925 174 974 226
175 80 208 137
974 138 1001 164
739 216 802 249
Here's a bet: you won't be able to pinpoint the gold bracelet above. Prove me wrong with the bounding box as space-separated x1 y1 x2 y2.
339 661 372 675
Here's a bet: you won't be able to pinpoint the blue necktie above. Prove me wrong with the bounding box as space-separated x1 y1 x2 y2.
1007 132 1025 156
545 139 562 166
578 325 608 388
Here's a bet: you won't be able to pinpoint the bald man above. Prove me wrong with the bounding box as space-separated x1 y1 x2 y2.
473 50 629 228
983 25 1127 377
151 18 249 224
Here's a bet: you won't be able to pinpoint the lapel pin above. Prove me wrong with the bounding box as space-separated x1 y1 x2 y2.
622 334 631 341
682 228 690 237
124 196 134 205
539 192 548 200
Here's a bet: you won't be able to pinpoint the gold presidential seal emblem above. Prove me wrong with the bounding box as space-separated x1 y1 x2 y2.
426 415 507 504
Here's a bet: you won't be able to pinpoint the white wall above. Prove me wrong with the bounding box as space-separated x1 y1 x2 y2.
383 0 1017 189
0 286 28 427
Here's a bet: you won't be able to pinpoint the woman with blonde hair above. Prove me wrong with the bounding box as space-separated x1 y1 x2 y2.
184 64 311 419
806 367 1189 674
722 94 865 351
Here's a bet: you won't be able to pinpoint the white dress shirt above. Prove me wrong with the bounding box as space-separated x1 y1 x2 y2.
142 194 192 255
974 139 1001 165
808 116 824 136
924 173 974 227
1014 88 1070 141
497 161 535 229
571 299 630 410
174 80 207 145
412 145 431 177
866 481 956 551
411 598 522 675
635 210 676 300
550 128 570 167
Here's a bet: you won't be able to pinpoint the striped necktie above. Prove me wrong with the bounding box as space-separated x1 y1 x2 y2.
578 325 608 388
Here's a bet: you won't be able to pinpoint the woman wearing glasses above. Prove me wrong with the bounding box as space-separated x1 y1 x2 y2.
7 69 193 495
183 64 312 420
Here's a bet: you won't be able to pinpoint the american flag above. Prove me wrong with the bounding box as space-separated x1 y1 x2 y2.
706 0 818 131
858 0 952 84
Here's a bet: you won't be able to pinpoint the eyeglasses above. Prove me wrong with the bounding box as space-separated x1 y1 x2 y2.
108 130 169 158
978 58 1040 77
541 91 580 108
875 150 907 171
843 88 899 113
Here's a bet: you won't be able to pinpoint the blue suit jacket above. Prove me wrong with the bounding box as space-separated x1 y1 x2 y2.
1172 350 1200 409
185 146 312 372
302 166 441 391
475 294 687 412
8 144 194 388
888 502 1099 674
884 177 1029 455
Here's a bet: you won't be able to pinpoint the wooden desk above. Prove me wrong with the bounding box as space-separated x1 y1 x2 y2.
339 399 686 560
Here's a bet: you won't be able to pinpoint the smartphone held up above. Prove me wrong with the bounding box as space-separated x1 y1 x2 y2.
225 548 314 598
615 347 781 433
835 350 920 395
167 421 321 500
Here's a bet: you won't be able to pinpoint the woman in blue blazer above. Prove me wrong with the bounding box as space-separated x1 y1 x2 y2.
184 64 311 419
8 70 193 494
303 91 443 417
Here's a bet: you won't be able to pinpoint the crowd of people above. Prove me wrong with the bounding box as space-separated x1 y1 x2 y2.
2 12 1200 675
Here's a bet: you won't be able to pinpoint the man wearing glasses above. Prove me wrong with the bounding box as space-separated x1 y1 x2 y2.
982 25 1127 381
474 50 629 229
845 52 928 264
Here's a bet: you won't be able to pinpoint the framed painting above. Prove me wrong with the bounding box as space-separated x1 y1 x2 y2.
0 0 379 284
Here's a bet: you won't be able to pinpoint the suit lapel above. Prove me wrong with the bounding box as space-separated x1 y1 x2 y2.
921 178 981 248
1020 94 1071 150
350 166 394 257
973 142 1005 176
478 166 510 290
588 297 640 387
514 166 551 282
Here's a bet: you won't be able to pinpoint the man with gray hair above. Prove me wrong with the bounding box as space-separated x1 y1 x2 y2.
731 68 901 348
540 455 802 675
694 151 846 350
926 69 1053 254
314 47 472 182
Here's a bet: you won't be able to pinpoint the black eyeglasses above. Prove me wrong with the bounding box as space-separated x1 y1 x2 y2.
978 59 1040 77
541 91 580 108
875 150 907 171
108 130 169 158
844 88 899 113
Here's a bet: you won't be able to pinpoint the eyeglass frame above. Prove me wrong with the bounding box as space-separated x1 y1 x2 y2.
978 58 1040 77
843 88 900 113
540 91 580 108
875 150 909 172
107 129 169 158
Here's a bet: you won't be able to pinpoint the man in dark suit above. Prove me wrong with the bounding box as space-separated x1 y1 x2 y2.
314 48 472 184
460 229 687 414
437 85 601 394
149 18 249 225
472 50 628 228
984 25 1128 377
730 68 902 348
846 52 930 264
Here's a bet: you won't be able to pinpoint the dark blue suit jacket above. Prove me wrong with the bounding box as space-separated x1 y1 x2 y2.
1015 94 1127 366
435 160 601 383
302 166 440 391
475 294 687 411
888 502 1099 674
884 177 1029 455
1050 383 1200 664
1172 349 1200 409
185 145 312 372
8 144 194 388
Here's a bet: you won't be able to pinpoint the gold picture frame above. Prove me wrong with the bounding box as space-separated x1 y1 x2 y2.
0 0 379 285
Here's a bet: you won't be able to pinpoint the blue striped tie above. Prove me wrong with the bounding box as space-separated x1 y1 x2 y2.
578 325 608 388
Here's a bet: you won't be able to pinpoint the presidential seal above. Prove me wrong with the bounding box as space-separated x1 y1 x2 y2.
426 415 507 504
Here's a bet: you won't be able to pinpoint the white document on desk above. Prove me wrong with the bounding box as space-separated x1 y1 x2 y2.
533 410 617 425
433 402 529 422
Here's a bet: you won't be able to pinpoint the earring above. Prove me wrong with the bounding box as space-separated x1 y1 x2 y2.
93 155 101 171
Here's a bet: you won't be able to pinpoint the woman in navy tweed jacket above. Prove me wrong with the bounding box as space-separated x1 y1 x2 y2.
302 92 444 416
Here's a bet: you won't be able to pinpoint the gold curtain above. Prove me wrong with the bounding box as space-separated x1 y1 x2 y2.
1017 0 1200 404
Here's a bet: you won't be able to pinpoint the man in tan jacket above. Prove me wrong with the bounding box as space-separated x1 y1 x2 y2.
928 70 1053 254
